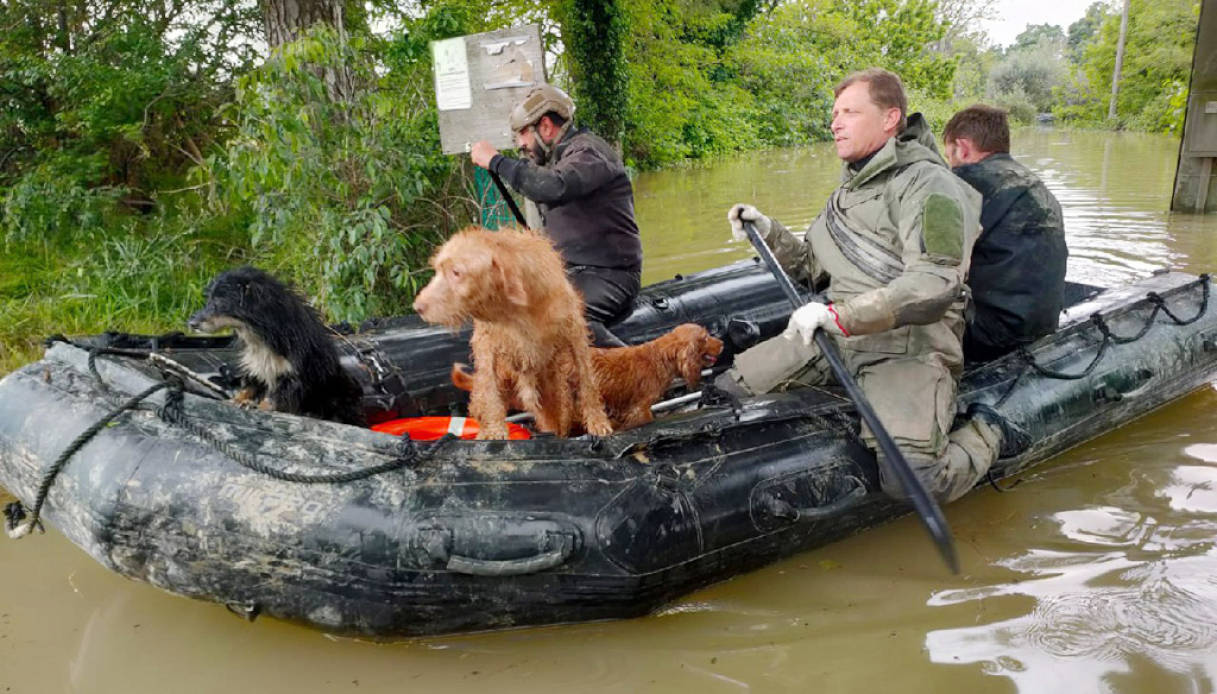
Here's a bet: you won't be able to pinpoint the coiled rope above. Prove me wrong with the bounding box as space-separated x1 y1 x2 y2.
6 342 452 540
6 380 170 538
986 274 1210 493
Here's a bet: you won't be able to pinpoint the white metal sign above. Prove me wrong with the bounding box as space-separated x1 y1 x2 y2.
432 25 545 155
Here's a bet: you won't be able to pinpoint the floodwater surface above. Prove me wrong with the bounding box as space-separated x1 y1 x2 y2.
3 129 1216 693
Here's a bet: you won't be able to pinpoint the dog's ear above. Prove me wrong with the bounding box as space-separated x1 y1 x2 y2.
679 334 704 387
494 257 529 307
239 280 258 307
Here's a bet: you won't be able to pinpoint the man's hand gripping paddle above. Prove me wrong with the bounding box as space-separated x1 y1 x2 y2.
742 220 959 574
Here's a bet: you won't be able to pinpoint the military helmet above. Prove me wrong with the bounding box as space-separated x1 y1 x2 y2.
508 84 575 133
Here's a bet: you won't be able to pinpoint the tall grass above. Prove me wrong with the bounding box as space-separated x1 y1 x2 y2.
0 217 250 375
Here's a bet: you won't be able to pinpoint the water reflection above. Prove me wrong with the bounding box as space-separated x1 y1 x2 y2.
926 460 1217 691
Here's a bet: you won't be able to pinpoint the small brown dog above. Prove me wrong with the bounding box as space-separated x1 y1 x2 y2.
413 226 612 439
452 323 724 431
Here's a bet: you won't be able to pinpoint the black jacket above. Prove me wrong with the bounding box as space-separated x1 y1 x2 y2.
954 153 1068 361
489 128 642 270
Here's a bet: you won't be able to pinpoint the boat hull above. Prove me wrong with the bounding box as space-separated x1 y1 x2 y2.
1 265 1213 636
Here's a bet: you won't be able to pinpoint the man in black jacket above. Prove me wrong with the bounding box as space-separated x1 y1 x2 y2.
943 105 1068 362
470 85 642 347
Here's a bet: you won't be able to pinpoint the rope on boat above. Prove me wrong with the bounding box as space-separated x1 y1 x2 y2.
157 386 455 484
6 345 456 541
984 274 1210 494
45 335 233 399
5 381 171 539
991 275 1210 406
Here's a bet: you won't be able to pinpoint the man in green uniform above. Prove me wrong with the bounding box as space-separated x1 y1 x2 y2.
470 85 642 347
943 104 1068 363
717 68 1025 503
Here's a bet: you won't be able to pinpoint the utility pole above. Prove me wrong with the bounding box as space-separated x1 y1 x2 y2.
1108 0 1131 119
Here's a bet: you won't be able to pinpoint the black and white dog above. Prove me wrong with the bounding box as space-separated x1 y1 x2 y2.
188 266 365 426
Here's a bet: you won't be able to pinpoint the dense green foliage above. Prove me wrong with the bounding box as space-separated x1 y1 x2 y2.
1069 0 1199 131
968 0 1199 132
207 26 471 320
559 0 630 146
618 0 955 166
0 0 1203 372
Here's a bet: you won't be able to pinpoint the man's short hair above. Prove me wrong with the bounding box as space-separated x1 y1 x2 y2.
943 105 1010 154
835 68 908 131
542 111 567 128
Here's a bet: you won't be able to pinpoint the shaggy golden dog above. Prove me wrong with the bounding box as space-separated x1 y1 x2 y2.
412 227 612 439
452 323 724 431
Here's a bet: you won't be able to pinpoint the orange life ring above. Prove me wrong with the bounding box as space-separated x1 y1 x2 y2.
371 416 531 441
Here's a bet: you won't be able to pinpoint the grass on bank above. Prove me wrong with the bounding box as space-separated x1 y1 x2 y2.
0 224 251 375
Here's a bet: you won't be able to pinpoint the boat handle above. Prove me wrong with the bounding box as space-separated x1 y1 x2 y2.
446 532 575 577
762 477 868 523
1093 367 1154 404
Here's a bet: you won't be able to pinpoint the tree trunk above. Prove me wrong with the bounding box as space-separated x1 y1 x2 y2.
261 0 353 102
560 0 629 149
1108 0 1131 120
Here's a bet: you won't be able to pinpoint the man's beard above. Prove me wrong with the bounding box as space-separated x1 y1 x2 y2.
523 142 547 165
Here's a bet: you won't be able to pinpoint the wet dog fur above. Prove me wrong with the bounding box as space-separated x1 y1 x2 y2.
413 226 611 439
188 266 365 426
451 323 724 431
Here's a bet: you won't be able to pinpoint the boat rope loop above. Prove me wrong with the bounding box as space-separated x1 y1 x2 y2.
986 275 1211 493
1011 274 1210 386
45 335 231 399
156 385 455 484
5 381 171 540
6 349 454 541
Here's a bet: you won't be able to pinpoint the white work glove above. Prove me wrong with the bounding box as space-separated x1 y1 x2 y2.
727 203 771 242
783 301 847 345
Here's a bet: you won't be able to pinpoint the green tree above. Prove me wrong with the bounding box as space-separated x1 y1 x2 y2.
616 0 762 165
1067 2 1110 64
988 26 1068 114
0 0 260 238
932 0 999 53
557 0 629 146
1010 23 1066 54
1073 0 1199 131
726 0 956 148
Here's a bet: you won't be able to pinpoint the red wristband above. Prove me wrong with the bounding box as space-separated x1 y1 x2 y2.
826 304 850 336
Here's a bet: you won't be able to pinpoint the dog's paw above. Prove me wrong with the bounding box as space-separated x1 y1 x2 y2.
584 413 613 437
476 422 510 440
231 387 258 408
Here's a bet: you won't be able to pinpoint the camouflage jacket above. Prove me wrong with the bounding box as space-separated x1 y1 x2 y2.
952 153 1067 361
489 127 642 270
759 114 981 366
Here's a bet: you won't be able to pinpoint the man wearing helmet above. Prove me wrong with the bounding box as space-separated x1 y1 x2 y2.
470 84 642 347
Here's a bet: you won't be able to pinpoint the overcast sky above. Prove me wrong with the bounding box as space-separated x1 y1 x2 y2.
980 0 1110 48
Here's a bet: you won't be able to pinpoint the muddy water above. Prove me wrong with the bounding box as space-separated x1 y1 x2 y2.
3 129 1216 693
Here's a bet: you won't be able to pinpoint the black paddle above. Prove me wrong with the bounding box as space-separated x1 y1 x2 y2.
742 220 960 574
489 170 528 229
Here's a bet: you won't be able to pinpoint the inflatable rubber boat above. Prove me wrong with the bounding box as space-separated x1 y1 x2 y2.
0 260 1212 636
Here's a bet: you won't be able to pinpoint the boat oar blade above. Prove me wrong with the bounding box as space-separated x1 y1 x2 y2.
742 221 960 574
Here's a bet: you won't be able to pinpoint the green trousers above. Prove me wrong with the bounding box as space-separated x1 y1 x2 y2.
724 333 1000 503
